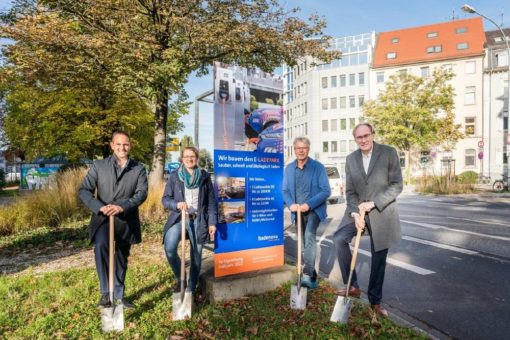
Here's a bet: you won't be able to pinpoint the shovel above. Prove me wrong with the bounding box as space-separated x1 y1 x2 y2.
330 211 365 323
172 209 193 320
101 215 124 332
290 206 307 310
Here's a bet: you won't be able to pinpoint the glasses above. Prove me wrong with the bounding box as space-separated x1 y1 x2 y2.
294 147 309 151
355 133 372 141
182 156 197 159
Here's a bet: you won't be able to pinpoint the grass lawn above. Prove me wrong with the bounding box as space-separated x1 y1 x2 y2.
0 223 426 339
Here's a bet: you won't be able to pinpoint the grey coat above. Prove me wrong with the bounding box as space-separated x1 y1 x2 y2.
79 156 148 244
339 142 403 251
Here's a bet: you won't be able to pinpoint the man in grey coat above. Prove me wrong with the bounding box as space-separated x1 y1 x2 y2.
334 123 403 318
79 131 148 308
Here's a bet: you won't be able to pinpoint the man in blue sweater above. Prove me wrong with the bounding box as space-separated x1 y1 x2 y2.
283 137 331 289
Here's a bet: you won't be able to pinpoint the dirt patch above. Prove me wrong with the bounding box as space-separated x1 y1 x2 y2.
2 240 213 277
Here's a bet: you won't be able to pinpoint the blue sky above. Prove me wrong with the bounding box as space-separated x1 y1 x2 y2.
1 0 508 151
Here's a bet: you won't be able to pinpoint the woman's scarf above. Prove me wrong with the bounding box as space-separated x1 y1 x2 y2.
178 164 202 189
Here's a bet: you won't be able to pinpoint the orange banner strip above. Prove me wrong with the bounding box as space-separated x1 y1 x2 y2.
214 245 284 277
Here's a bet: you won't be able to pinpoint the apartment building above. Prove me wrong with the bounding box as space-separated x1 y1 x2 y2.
283 32 376 173
483 29 510 180
371 18 486 176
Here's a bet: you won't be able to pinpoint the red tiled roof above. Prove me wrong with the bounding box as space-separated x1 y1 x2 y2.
373 17 486 68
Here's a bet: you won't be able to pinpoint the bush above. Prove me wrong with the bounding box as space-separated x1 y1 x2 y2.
416 175 475 194
0 168 5 190
0 168 89 235
457 170 478 184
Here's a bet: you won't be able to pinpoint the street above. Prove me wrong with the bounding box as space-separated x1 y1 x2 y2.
284 193 510 340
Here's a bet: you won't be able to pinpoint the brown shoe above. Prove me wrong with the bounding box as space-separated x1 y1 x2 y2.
335 286 361 298
371 304 388 318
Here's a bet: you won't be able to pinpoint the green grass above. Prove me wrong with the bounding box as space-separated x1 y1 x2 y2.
1 220 425 339
1 259 425 339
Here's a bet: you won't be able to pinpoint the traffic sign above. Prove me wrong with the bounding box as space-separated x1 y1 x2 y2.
478 140 484 148
478 151 484 160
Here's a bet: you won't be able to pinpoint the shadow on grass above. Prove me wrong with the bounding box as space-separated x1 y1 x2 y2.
0 222 90 275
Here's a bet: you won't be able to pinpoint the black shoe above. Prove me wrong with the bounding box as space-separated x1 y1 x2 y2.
97 293 111 307
115 298 135 309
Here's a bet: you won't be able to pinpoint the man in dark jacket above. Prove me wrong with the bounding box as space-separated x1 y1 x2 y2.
79 131 148 308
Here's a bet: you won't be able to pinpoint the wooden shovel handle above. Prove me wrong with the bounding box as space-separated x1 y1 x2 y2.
109 215 114 300
181 209 186 287
296 205 302 276
350 210 365 271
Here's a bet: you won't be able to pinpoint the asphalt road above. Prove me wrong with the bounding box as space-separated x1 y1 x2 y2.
284 193 510 340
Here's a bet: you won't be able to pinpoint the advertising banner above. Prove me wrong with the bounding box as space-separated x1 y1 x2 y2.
20 163 63 190
213 62 284 277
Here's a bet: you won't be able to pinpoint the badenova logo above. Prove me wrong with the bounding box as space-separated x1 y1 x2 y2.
258 235 279 241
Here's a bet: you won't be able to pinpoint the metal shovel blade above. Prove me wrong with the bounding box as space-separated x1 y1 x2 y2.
101 305 124 332
330 296 354 323
172 291 192 320
290 285 307 310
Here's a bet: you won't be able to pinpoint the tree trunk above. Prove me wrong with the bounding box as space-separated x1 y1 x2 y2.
404 151 411 186
149 87 169 187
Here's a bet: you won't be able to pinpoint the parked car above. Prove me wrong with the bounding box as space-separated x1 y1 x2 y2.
324 164 344 204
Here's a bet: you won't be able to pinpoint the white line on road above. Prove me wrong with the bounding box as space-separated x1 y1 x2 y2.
447 216 510 228
402 235 479 255
402 220 510 242
285 231 435 275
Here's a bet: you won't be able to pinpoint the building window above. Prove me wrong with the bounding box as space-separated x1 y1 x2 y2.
340 140 347 152
323 141 329 153
391 37 399 44
358 72 365 86
331 119 337 131
349 118 356 129
304 102 308 114
349 96 355 108
322 98 328 110
465 117 475 135
465 149 476 167
376 72 384 83
340 74 346 87
465 86 476 105
340 119 346 130
331 76 337 87
421 66 430 78
358 95 365 106
331 141 338 152
322 120 328 132
386 52 396 59
427 32 438 38
465 61 476 74
398 69 407 75
349 140 357 152
494 52 509 67
457 42 469 50
321 77 328 88
427 45 442 53
339 96 346 108
349 73 355 86
503 116 508 130
456 27 468 34
330 97 337 109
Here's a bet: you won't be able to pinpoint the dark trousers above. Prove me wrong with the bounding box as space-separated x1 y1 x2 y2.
94 222 131 299
333 217 388 305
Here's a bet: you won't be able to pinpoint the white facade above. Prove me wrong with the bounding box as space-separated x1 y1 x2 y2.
483 32 509 180
370 56 485 177
283 32 376 173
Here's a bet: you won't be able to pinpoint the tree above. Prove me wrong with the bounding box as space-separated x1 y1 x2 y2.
180 135 194 150
1 0 338 187
199 148 213 171
362 68 463 184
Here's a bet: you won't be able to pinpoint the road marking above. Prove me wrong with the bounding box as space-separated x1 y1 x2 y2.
402 220 510 242
356 248 436 275
284 231 435 275
402 235 478 255
447 216 510 228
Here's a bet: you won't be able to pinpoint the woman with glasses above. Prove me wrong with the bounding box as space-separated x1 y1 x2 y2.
162 146 217 293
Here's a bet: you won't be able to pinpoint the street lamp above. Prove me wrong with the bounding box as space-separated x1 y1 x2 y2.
462 4 510 181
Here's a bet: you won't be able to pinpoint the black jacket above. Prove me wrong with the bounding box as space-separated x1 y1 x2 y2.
79 156 148 244
162 169 218 245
